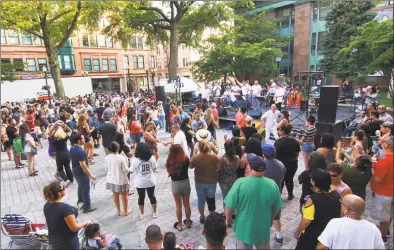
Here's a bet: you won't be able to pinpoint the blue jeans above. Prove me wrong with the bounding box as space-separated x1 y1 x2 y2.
301 143 315 153
195 182 217 211
159 115 165 129
72 166 91 210
153 119 159 128
343 125 357 137
130 133 141 143
219 183 230 211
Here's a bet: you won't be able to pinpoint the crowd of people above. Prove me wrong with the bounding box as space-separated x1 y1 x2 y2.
0 84 393 249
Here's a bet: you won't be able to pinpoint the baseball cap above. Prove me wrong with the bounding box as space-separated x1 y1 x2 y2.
246 153 266 172
262 144 276 157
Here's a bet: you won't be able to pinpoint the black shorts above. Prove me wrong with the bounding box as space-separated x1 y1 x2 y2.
3 140 12 149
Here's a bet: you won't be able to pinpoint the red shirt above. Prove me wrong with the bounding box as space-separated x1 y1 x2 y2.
26 114 35 130
212 108 219 122
371 153 393 197
130 121 142 134
235 112 246 127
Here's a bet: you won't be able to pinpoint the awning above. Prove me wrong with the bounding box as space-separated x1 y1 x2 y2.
247 1 297 15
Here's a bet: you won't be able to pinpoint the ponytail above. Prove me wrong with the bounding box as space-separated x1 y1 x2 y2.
43 181 62 202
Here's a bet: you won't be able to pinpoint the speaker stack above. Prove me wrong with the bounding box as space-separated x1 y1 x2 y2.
155 86 166 103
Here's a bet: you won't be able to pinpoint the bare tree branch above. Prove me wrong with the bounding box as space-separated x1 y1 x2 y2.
148 21 171 30
173 1 180 11
139 6 171 23
170 2 174 21
48 9 74 24
56 0 82 50
1 19 43 39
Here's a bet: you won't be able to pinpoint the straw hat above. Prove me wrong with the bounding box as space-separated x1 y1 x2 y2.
195 129 212 142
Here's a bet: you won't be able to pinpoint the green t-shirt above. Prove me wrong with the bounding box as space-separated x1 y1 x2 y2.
224 176 282 245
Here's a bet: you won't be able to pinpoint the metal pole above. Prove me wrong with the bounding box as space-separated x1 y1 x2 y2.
146 69 149 90
128 68 132 93
277 62 280 76
45 72 51 105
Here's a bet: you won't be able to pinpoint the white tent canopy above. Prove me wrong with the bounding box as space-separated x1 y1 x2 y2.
163 77 198 93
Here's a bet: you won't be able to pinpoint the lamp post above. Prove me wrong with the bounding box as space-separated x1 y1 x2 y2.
169 76 183 105
276 57 282 76
145 67 149 90
151 69 155 88
126 67 133 93
42 66 51 105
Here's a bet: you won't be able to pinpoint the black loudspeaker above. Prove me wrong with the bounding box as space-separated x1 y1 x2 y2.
318 85 339 124
315 121 344 148
218 107 227 116
155 86 166 102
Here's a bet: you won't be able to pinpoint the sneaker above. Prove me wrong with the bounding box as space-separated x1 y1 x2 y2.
275 233 283 246
288 194 294 201
152 211 158 218
77 202 84 210
139 212 145 220
383 236 388 245
83 207 97 213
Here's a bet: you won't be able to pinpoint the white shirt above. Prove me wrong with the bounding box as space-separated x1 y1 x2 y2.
213 85 221 97
241 84 251 96
261 110 280 127
131 156 157 188
231 85 241 95
201 88 211 101
318 217 385 249
380 113 393 123
105 154 129 185
274 87 286 103
174 130 189 156
252 84 262 96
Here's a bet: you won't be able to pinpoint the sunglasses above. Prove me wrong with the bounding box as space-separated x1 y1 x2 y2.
339 199 352 210
330 174 339 178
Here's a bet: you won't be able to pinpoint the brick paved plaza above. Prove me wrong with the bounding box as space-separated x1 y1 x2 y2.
1 129 392 249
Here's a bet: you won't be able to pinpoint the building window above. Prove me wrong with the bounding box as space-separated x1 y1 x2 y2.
82 34 89 47
319 0 330 21
123 55 129 68
37 58 47 71
182 58 189 67
21 34 33 45
34 36 43 46
317 32 327 54
311 33 317 55
7 31 20 45
26 58 36 71
107 37 113 48
1 29 6 44
102 59 109 71
132 56 138 69
93 59 100 71
151 56 156 68
13 58 24 71
110 59 117 71
98 35 106 47
138 56 144 69
63 55 72 69
89 35 97 47
157 61 162 69
131 36 143 49
84 59 92 71
312 1 318 21
277 8 291 28
1 58 11 63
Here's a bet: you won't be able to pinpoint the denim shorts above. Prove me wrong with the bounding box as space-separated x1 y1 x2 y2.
195 182 217 209
301 143 315 153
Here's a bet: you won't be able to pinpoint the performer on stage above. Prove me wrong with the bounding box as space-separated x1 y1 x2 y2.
261 104 281 141
266 81 277 105
252 80 262 109
274 83 285 111
212 82 222 98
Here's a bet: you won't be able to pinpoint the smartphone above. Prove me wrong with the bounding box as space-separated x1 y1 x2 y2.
186 243 195 249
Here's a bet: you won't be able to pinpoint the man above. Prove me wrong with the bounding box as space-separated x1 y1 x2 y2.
145 224 163 250
274 83 285 111
261 144 286 246
317 194 385 249
343 111 366 137
212 82 222 98
95 102 105 123
370 136 393 245
191 112 207 132
202 212 227 250
252 80 262 109
266 81 276 105
235 107 247 128
364 87 379 105
225 153 282 249
98 116 117 155
167 124 189 156
12 107 21 119
378 105 393 123
261 104 280 141
102 103 115 120
241 115 257 142
274 124 300 200
164 98 171 133
368 110 382 134
6 118 24 168
202 83 212 102
210 103 219 123
70 134 96 213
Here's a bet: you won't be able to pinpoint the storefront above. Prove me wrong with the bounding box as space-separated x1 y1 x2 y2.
92 77 120 93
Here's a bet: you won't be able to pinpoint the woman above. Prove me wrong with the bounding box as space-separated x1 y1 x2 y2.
150 106 160 128
327 163 352 198
341 129 366 166
77 114 95 164
112 115 126 134
204 108 219 140
166 145 192 231
143 121 165 160
358 123 373 153
43 181 89 249
172 107 181 127
242 138 263 177
129 115 143 144
181 117 195 158
276 110 290 129
316 133 336 165
20 123 38 177
218 140 242 211
65 113 76 131
39 105 49 133
131 142 158 219
179 106 189 121
298 115 317 170
190 141 220 224
105 141 131 216
377 122 393 158
157 101 165 130
298 152 327 211
294 169 341 250
48 121 73 185
114 132 133 158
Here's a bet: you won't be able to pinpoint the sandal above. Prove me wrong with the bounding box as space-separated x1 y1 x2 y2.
183 219 193 228
128 190 134 196
173 222 182 231
199 216 205 224
29 173 38 177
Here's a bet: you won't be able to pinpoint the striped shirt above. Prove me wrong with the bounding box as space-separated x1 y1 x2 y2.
303 127 317 143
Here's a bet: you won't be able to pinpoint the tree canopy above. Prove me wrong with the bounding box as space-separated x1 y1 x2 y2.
192 12 288 82
319 1 376 78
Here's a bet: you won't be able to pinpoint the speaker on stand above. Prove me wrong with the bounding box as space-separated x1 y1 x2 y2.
155 86 166 103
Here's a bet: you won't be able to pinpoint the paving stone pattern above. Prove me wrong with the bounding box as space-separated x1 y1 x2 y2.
1 129 392 249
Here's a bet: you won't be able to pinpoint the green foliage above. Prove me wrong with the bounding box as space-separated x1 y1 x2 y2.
192 12 287 82
1 61 24 82
320 1 376 79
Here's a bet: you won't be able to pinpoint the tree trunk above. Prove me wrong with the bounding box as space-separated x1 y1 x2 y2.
168 23 179 79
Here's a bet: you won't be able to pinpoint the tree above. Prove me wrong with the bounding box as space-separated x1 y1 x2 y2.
1 61 25 82
105 1 242 79
192 12 287 82
320 1 376 78
1 1 107 99
338 19 393 99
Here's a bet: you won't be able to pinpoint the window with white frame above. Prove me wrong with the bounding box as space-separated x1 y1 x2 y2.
7 31 19 45
93 59 100 71
123 55 129 68
26 58 36 71
151 56 156 68
22 34 33 45
84 59 92 71
138 56 144 69
37 58 47 71
63 55 72 69
1 29 6 44
102 58 109 71
110 59 117 70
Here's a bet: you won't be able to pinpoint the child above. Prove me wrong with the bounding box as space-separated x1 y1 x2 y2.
90 116 101 149
33 120 44 149
162 232 187 250
84 223 123 250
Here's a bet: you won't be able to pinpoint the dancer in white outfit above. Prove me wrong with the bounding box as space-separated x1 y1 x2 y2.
261 104 281 141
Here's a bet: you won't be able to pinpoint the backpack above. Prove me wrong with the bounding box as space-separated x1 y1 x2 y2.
13 136 24 153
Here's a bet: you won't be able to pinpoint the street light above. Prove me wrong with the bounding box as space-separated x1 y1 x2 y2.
145 67 149 90
169 76 183 105
42 66 51 105
276 57 282 76
125 67 132 93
